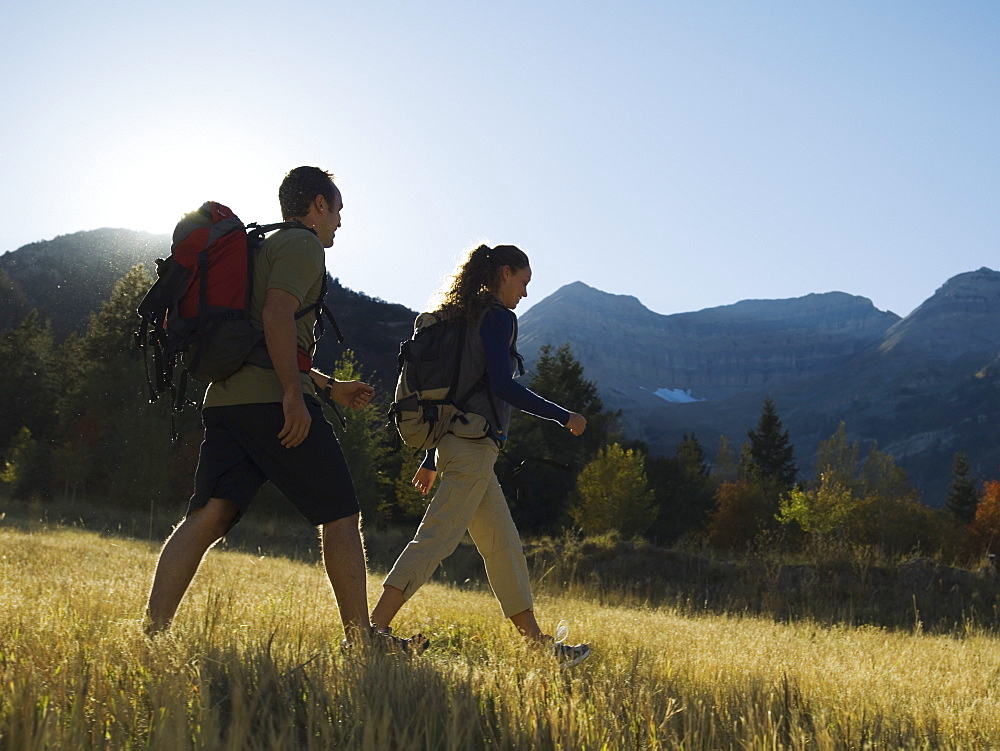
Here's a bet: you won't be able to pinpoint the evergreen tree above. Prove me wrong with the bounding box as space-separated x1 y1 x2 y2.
571 443 656 537
329 350 394 525
646 433 715 544
65 265 178 503
946 452 978 525
711 435 738 484
0 427 46 501
386 447 430 526
747 397 797 489
709 400 796 549
501 343 619 533
0 310 59 460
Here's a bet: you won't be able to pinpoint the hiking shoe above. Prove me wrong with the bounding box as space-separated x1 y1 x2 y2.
546 620 591 667
552 641 591 667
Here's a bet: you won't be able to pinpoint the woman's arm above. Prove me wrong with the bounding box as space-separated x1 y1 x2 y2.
480 307 572 425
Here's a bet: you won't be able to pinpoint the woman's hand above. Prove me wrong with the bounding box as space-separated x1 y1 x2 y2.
565 412 587 436
412 467 437 496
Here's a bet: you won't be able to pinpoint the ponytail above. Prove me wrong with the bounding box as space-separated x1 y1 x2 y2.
438 244 530 320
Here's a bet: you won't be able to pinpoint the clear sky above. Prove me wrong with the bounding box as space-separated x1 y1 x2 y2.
2 1 997 318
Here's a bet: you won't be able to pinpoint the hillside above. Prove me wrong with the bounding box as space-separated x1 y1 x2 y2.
0 229 167 336
0 229 416 388
3 229 997 503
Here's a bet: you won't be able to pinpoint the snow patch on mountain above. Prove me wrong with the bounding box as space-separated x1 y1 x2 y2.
642 387 706 403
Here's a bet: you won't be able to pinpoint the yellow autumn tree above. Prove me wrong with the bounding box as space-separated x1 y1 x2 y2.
571 443 656 537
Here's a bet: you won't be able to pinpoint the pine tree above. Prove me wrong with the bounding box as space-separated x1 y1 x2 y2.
329 350 394 524
646 433 715 543
501 343 619 533
0 310 60 447
946 452 978 525
64 265 178 502
747 397 797 489
712 435 738 484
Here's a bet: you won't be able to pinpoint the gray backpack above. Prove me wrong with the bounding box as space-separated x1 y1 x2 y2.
388 306 521 450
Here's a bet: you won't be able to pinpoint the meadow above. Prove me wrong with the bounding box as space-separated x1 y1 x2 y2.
3 508 1000 749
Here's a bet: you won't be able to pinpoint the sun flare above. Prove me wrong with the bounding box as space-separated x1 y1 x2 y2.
86 127 278 236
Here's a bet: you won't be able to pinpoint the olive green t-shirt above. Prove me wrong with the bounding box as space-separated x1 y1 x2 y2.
203 227 325 407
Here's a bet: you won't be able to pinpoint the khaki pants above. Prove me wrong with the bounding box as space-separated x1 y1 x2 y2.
383 433 533 618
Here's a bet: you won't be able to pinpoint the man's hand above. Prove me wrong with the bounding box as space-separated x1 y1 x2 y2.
412 467 437 496
329 380 375 409
279 391 312 448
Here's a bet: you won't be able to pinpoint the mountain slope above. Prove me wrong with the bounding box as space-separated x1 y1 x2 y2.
0 229 167 336
3 228 997 503
518 281 899 402
0 229 417 389
518 272 1000 504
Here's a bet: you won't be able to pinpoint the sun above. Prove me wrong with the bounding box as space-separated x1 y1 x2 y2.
85 127 279 236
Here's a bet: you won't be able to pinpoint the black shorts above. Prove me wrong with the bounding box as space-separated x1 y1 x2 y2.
188 399 359 527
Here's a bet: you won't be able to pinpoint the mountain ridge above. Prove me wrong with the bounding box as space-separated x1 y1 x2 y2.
518 270 1000 504
2 228 997 503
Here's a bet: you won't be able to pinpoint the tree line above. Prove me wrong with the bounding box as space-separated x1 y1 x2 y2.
2 265 999 565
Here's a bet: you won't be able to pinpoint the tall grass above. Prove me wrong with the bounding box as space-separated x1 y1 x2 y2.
3 522 1000 749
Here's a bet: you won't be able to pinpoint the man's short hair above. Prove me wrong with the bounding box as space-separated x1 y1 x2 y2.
279 167 338 220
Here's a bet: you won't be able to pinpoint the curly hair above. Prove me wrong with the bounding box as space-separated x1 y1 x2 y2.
278 166 337 220
436 244 530 321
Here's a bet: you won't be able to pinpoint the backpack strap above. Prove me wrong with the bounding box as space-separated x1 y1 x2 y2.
451 302 522 447
508 307 525 377
246 235 344 373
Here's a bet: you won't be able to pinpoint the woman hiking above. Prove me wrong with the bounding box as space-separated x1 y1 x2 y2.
372 243 591 665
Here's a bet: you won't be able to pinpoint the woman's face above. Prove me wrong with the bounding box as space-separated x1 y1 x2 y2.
496 265 532 309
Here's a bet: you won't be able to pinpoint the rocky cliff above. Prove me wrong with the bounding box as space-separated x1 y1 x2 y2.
519 281 899 401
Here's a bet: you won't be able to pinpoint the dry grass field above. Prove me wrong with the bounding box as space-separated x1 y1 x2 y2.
3 521 1000 749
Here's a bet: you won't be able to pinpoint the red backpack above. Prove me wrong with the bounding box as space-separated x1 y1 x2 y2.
135 201 342 412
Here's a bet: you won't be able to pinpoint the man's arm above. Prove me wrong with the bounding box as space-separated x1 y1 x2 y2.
308 369 375 408
262 287 310 448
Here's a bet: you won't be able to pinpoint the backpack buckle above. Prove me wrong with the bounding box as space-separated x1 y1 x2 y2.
421 404 439 424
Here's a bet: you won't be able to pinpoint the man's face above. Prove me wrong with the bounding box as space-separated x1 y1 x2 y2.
317 187 343 248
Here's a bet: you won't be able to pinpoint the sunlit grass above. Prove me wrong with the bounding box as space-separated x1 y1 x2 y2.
3 525 1000 749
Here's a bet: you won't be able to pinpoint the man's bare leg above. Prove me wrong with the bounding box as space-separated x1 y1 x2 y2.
321 513 371 640
145 498 238 633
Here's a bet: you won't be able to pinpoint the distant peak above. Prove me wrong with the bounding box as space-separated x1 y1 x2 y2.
936 266 1000 291
553 280 647 305
879 267 1000 357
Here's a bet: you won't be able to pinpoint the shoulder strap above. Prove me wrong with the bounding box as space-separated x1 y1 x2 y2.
504 305 525 376
250 224 345 349
245 220 299 311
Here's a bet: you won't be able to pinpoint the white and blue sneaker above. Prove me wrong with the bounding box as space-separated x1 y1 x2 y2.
548 620 591 667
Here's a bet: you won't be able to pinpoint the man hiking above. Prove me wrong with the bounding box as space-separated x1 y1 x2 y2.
144 166 417 650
